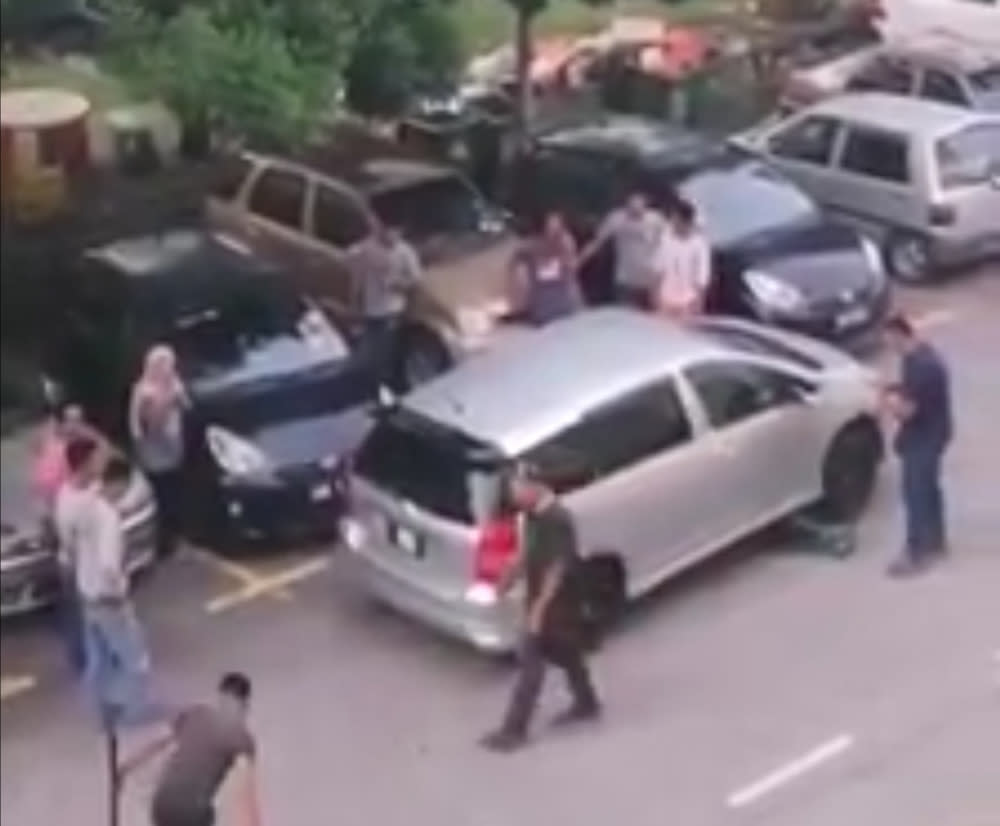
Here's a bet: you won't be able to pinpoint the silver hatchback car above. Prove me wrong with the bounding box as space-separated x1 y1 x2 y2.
738 93 1000 284
341 310 884 653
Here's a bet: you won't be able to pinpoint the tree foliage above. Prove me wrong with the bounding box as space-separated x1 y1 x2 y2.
103 0 462 148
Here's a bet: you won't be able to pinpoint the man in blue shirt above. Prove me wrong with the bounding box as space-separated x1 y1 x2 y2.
884 315 953 577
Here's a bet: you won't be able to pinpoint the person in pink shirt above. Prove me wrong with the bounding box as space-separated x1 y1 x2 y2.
32 404 102 508
652 198 713 322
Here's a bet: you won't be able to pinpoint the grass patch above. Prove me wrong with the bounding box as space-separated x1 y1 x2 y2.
2 54 132 111
452 0 740 56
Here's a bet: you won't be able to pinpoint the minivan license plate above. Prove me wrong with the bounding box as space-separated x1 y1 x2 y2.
837 307 868 329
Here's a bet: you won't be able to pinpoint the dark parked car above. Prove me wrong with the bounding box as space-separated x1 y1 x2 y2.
1 351 157 617
40 231 379 548
510 116 892 348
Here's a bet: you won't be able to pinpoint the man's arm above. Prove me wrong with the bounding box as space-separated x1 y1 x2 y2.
576 213 617 268
527 557 565 635
119 729 175 778
232 755 263 826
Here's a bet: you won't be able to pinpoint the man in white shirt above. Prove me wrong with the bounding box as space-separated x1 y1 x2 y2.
577 191 668 307
652 198 713 320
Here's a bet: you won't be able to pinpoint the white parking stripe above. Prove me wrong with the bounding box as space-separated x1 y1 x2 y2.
727 734 855 809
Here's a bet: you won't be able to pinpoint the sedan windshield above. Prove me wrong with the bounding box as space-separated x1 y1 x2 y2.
679 162 820 247
370 176 487 240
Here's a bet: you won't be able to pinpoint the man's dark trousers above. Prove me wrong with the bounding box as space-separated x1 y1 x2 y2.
900 442 947 559
500 633 598 737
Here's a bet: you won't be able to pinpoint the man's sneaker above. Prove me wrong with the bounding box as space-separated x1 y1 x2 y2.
887 555 927 578
480 729 528 753
551 703 602 728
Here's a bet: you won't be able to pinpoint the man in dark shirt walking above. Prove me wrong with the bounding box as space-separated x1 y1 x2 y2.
481 466 600 753
122 672 261 826
884 314 953 577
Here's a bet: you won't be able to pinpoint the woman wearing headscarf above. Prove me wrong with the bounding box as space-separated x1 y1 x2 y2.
129 345 188 559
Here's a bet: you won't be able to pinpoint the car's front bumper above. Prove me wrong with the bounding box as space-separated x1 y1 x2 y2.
342 538 519 654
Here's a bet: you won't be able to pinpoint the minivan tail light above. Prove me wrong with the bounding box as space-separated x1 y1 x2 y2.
928 203 956 227
473 517 517 584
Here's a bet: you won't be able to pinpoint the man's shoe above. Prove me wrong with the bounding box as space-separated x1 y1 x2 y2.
551 703 602 728
887 555 926 578
480 729 528 753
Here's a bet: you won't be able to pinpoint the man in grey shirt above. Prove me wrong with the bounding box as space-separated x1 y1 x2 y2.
577 190 668 307
123 673 261 826
348 222 422 388
56 438 155 725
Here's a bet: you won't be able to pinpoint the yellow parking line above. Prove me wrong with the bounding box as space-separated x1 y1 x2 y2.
205 557 330 615
911 308 957 331
1 675 37 701
186 547 292 603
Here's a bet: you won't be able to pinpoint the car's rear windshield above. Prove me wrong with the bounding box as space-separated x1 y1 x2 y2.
353 410 504 524
969 65 1000 93
693 321 823 371
935 122 1000 189
369 176 485 240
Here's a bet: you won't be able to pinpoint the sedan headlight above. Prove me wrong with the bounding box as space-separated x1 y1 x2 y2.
744 270 805 313
206 426 272 477
860 236 885 279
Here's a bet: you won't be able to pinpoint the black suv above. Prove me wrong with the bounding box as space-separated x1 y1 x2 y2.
41 231 379 548
510 116 892 348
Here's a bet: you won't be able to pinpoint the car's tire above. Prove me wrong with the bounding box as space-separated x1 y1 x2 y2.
397 325 453 390
578 551 628 649
884 231 935 285
819 421 883 521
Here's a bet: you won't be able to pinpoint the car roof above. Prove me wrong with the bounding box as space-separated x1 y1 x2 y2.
402 309 727 456
247 148 460 196
86 230 275 282
886 32 1000 73
808 92 996 136
536 114 720 165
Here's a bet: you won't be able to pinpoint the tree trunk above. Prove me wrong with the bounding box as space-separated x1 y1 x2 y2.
512 8 533 157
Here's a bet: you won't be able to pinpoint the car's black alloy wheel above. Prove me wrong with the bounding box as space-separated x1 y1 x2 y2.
820 422 882 521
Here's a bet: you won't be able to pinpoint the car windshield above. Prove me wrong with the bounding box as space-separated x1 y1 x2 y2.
369 176 486 240
968 65 1000 111
935 122 1000 189
679 161 820 247
353 409 504 525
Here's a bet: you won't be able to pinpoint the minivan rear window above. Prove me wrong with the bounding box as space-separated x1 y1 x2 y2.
935 123 1000 188
353 410 504 524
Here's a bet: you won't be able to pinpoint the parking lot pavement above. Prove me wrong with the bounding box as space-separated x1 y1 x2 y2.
2 266 998 826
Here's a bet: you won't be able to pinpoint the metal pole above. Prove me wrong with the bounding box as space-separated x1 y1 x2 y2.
106 726 121 826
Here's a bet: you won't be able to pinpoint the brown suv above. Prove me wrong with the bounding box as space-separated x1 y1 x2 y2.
205 149 520 386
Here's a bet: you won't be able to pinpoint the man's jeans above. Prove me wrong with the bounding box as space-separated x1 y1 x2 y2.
899 443 948 559
81 601 165 729
363 315 403 391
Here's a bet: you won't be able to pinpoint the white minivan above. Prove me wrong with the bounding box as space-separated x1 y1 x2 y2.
876 0 1000 47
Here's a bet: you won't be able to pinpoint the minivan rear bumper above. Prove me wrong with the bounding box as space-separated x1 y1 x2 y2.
343 543 520 654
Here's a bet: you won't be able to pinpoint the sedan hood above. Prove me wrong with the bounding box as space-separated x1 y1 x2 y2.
728 219 880 300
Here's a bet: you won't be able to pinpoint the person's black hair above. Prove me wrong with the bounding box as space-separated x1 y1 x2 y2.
102 456 132 486
673 198 696 225
219 672 252 703
65 437 97 474
886 314 915 337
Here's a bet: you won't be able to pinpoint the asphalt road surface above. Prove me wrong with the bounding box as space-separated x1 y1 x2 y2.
2 266 998 826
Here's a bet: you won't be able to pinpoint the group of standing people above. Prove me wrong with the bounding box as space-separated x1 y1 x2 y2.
508 190 713 326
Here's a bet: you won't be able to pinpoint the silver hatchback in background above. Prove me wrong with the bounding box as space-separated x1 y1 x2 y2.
738 93 1000 284
341 310 884 653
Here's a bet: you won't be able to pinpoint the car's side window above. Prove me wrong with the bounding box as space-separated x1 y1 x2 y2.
312 184 370 248
248 167 307 230
846 56 914 94
685 361 804 429
918 69 969 106
523 379 692 493
839 126 911 184
768 115 840 166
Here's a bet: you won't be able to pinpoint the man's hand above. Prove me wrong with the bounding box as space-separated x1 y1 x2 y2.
234 757 262 826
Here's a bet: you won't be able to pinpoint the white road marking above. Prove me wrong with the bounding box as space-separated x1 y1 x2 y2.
727 734 855 809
